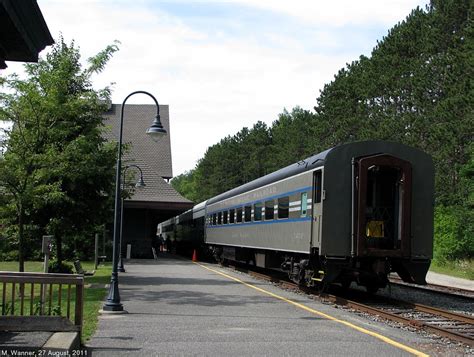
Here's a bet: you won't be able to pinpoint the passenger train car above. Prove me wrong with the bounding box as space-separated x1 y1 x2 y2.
158 141 434 292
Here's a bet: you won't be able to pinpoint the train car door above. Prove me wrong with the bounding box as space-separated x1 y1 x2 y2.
311 169 323 248
354 154 412 257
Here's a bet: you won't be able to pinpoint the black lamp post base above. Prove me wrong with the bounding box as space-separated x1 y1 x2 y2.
101 300 127 313
118 256 126 272
100 307 128 314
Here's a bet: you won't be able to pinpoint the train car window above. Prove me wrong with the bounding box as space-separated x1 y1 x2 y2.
278 197 289 219
212 213 217 225
218 212 222 225
237 207 243 223
229 209 235 224
223 211 228 224
254 202 263 221
265 200 274 220
314 171 322 203
244 206 252 222
301 192 308 217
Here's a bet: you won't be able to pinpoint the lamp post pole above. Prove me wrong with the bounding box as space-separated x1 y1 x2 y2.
102 91 167 312
118 164 145 273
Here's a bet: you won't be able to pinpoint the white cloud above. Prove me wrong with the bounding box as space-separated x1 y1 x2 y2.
231 0 428 27
3 0 429 176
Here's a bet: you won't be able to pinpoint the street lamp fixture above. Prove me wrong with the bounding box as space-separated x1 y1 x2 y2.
118 164 146 273
102 91 167 313
147 115 167 140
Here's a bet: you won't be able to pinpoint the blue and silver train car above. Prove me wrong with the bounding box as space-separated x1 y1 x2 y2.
159 141 434 292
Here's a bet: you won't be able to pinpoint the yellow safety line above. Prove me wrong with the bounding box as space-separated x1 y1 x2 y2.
196 262 429 357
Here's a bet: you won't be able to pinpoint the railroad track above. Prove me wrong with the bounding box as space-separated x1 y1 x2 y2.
227 263 474 347
323 291 474 346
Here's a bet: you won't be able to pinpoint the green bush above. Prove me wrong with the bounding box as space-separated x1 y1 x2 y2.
0 249 19 261
434 205 474 263
48 260 74 274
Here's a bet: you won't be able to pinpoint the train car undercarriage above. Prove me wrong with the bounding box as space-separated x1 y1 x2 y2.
210 245 430 294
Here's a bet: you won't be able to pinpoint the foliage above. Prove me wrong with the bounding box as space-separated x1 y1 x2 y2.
172 110 316 202
48 260 74 274
315 0 473 206
171 170 199 203
172 0 473 265
434 205 474 263
0 37 119 270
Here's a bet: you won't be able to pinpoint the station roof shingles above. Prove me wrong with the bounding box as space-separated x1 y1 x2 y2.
103 104 193 209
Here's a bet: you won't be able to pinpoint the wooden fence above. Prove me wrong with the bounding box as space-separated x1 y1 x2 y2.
0 271 84 337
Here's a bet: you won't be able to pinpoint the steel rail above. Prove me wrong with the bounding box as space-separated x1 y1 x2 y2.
225 263 474 347
319 293 474 347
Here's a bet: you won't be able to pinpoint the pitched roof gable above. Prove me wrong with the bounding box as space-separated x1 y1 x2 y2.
103 104 192 206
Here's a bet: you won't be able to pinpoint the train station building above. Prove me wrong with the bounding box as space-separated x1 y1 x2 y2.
0 0 54 69
104 104 193 258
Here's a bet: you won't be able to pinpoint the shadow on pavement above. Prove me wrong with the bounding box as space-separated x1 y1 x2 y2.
119 275 234 286
120 288 274 307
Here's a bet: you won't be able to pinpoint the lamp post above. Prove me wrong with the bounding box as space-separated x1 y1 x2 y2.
118 164 146 273
102 91 167 312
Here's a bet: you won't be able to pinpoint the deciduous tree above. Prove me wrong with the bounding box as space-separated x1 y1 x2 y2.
0 37 119 270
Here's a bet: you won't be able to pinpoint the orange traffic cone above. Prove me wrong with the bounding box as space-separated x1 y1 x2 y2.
192 249 198 262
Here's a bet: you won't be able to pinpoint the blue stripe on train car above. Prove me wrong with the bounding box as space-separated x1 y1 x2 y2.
206 185 314 215
207 216 312 228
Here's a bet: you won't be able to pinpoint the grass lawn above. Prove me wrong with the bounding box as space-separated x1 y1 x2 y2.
430 259 474 280
0 260 112 343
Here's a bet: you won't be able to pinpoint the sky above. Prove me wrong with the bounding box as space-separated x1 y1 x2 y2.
2 0 429 176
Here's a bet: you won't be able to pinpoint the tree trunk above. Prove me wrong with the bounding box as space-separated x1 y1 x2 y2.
55 234 63 264
18 203 25 272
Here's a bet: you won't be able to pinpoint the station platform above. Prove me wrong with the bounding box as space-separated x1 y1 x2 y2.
426 271 474 291
87 255 438 356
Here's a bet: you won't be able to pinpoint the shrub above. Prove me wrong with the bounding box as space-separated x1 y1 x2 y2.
434 205 474 263
48 260 74 274
0 250 19 261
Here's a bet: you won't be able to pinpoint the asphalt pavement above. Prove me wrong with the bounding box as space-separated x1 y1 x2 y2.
86 255 439 356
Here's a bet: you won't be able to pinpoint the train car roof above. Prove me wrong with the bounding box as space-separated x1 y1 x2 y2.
207 146 330 205
207 140 431 205
158 217 175 227
193 200 207 219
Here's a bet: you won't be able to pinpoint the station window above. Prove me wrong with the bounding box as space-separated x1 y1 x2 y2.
229 209 235 224
244 206 252 222
236 207 243 223
212 213 217 225
278 196 289 219
223 210 228 224
265 200 274 220
254 202 263 221
301 192 308 217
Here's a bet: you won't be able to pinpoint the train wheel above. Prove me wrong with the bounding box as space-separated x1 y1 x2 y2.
340 278 351 290
365 284 379 294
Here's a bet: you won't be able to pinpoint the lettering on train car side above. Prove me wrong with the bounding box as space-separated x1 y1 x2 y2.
292 232 305 241
225 186 277 207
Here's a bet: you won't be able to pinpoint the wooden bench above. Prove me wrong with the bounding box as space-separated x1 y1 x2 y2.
73 260 95 276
